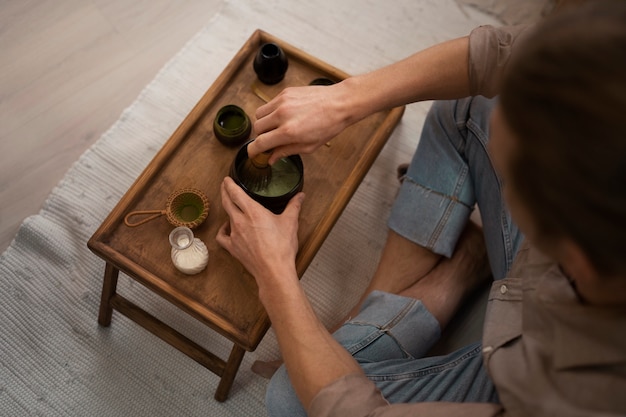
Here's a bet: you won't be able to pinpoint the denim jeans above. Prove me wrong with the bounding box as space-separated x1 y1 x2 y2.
266 97 523 416
389 96 522 280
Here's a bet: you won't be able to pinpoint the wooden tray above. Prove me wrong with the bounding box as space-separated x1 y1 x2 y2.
88 29 404 352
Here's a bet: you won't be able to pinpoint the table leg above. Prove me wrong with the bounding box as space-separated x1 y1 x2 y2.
95 262 248 402
98 262 119 326
215 344 246 402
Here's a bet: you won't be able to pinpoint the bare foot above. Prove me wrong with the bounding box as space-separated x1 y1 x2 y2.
329 230 442 332
397 163 409 183
399 221 491 329
251 359 284 379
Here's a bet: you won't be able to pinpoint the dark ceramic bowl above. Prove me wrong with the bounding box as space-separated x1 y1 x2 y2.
213 105 252 147
230 141 303 214
253 43 289 85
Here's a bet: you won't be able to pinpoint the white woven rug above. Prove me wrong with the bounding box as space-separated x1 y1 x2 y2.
0 1 496 415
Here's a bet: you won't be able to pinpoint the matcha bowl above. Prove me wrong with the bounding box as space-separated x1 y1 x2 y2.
230 141 303 214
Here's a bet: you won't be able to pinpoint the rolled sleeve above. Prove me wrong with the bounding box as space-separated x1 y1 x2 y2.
468 24 531 98
309 373 505 417
309 373 388 417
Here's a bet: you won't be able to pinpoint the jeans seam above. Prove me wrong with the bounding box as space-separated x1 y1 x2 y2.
344 327 416 360
429 198 453 250
431 162 469 249
467 113 516 276
400 177 473 251
383 297 418 329
347 298 420 359
342 329 388 357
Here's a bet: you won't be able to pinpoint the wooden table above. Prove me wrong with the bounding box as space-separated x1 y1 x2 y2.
87 29 404 401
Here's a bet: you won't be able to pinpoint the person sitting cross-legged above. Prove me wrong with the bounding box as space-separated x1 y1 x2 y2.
217 2 626 415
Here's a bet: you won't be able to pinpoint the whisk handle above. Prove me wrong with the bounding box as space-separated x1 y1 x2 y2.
250 150 272 168
124 210 167 227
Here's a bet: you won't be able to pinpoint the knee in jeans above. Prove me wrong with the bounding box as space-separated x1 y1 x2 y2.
266 365 307 417
427 97 489 135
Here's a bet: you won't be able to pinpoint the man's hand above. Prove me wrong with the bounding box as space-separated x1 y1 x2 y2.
216 177 305 289
249 83 352 164
217 176 363 410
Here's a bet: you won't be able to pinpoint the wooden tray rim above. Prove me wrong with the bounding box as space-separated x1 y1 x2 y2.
88 29 405 350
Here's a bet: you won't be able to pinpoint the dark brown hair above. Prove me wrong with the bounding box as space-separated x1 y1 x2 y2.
500 0 626 275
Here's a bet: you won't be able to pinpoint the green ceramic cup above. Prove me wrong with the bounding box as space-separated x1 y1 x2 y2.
213 105 252 147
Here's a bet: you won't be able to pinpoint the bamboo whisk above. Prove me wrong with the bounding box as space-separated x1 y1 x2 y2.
240 150 272 191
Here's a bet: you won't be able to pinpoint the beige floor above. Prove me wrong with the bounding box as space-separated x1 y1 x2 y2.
0 0 224 252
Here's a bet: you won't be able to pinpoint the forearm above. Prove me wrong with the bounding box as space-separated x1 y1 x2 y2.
250 36 471 160
216 179 359 409
258 266 363 410
341 36 470 125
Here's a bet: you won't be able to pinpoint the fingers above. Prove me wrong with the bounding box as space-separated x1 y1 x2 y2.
247 131 279 160
262 142 304 166
217 178 251 254
220 177 243 215
248 135 299 166
252 127 322 164
217 180 237 252
221 176 269 219
255 97 279 120
221 175 304 216
215 221 231 251
284 192 306 217
221 176 265 219
250 96 284 159
254 105 279 136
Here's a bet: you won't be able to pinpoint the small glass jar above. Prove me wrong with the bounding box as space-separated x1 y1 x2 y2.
213 105 252 147
168 227 209 275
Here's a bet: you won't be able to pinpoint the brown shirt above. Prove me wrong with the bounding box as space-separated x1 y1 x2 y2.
467 24 531 98
308 25 626 417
